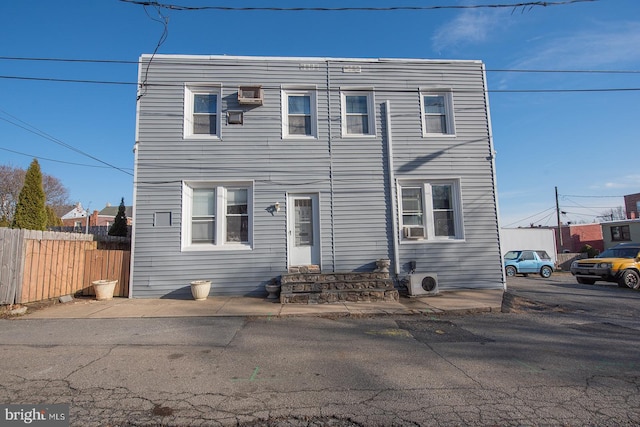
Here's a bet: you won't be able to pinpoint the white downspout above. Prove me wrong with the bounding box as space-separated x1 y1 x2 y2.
385 100 401 276
327 60 336 271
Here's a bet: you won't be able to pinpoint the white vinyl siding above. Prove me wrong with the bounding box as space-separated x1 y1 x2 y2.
133 55 502 297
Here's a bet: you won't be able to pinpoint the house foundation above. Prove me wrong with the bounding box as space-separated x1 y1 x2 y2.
280 268 399 304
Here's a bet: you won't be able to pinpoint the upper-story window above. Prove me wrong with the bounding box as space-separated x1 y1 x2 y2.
341 90 375 137
184 85 221 139
282 89 317 138
421 91 455 136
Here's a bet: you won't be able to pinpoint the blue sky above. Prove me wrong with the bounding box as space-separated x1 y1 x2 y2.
1 0 639 226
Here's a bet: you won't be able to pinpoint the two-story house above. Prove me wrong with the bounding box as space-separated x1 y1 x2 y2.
131 54 504 298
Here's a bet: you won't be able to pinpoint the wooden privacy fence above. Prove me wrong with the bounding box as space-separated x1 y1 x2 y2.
0 228 130 305
81 249 130 298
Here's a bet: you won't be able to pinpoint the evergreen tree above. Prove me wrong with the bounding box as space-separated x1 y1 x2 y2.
108 197 129 237
46 205 63 227
12 159 47 230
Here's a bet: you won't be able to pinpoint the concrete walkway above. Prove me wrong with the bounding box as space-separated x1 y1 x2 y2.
19 289 504 319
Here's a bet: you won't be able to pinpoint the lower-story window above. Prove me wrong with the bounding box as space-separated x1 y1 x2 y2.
610 225 630 242
182 181 252 250
399 179 464 241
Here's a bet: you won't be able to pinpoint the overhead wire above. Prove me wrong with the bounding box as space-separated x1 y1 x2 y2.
138 2 169 100
1 74 638 93
0 146 132 170
502 206 556 227
0 109 133 176
3 55 640 75
118 0 597 12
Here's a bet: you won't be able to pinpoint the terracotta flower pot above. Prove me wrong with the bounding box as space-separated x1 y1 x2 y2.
92 280 117 301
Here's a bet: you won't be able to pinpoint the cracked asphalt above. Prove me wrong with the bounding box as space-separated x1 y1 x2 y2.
2 274 640 426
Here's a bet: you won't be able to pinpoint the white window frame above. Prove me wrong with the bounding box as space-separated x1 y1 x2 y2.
398 179 464 242
184 84 222 140
182 181 253 251
420 90 456 137
281 87 318 139
340 89 376 137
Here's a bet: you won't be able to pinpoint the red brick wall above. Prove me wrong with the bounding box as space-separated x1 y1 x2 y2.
60 210 99 228
624 193 640 219
563 224 604 252
558 223 604 253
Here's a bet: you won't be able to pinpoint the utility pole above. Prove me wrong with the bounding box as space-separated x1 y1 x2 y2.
555 186 563 250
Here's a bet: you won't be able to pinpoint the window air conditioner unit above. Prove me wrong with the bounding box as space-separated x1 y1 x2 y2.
238 86 264 105
403 226 425 239
408 273 439 296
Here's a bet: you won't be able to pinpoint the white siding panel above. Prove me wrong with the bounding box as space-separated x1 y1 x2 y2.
132 55 502 297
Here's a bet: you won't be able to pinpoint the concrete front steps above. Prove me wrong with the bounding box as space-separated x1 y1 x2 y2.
280 265 400 304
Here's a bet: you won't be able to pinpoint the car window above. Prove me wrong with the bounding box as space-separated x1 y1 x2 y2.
597 247 640 258
504 251 521 260
536 251 551 260
521 251 534 260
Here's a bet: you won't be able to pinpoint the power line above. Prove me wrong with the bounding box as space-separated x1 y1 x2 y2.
119 0 597 12
4 56 639 75
488 68 640 74
138 1 170 101
0 56 136 64
0 110 134 176
0 146 132 170
0 75 135 86
503 206 556 227
561 194 626 198
1 74 639 94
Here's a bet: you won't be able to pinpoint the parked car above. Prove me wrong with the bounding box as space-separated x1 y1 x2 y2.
570 242 640 289
504 250 554 278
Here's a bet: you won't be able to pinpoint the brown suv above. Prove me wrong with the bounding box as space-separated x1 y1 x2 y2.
570 243 640 289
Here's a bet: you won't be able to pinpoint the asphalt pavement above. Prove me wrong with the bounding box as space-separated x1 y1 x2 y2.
3 273 640 426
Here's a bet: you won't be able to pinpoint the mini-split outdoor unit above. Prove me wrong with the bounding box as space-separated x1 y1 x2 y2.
408 273 439 296
237 86 264 105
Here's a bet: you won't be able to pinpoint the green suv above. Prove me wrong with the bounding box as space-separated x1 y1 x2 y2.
570 242 640 289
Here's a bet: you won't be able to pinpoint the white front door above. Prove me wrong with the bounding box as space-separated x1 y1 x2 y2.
287 194 320 267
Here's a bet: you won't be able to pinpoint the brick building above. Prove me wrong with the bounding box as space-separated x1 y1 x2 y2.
554 223 604 254
624 192 640 219
60 202 131 230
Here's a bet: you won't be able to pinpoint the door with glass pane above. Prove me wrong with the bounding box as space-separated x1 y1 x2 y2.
287 194 320 267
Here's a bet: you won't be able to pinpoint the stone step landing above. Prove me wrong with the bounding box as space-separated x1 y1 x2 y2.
280 270 399 304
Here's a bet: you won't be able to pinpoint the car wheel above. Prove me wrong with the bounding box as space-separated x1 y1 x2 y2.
618 269 640 290
539 266 552 278
576 277 596 285
505 266 517 277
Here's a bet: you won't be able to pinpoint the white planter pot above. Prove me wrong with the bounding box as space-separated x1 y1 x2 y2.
92 280 117 301
265 283 281 300
190 280 211 301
